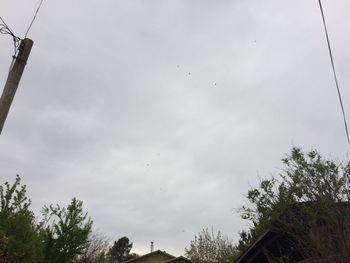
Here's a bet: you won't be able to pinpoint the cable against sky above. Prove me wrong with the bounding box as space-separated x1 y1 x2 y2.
318 0 350 145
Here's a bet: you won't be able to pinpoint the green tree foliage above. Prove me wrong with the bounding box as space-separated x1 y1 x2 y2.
108 237 134 263
185 228 239 263
74 234 139 263
0 176 92 263
238 147 350 262
40 198 93 263
0 175 41 263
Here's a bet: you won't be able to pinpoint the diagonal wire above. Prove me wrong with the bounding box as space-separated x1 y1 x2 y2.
24 0 44 38
318 0 350 145
0 16 8 28
0 16 22 54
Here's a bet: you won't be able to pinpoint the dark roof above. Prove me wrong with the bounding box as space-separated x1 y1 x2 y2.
236 201 350 262
122 250 175 263
164 256 192 263
235 230 281 263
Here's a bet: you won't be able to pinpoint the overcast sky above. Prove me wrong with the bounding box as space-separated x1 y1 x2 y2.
1 0 350 256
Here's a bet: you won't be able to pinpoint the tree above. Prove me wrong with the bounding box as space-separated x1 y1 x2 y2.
40 198 93 263
0 176 94 263
108 237 133 263
123 252 139 262
238 147 350 262
0 175 42 263
185 228 239 263
75 232 110 263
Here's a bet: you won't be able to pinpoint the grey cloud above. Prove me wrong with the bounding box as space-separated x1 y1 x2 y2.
1 0 350 256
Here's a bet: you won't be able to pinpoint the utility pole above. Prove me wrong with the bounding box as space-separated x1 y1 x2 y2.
0 38 33 134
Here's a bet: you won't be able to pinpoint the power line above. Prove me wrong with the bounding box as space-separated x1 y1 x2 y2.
1 0 44 43
318 0 350 145
24 0 44 38
0 16 22 54
1 0 43 67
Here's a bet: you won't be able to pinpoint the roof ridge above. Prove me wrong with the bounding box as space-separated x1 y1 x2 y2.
122 250 175 263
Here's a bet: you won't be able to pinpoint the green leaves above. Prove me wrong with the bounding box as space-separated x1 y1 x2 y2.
0 175 31 218
41 198 92 263
0 175 40 263
108 236 134 263
0 176 92 263
238 147 350 261
185 228 239 263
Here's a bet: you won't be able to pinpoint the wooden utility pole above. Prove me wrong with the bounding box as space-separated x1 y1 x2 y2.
0 38 33 134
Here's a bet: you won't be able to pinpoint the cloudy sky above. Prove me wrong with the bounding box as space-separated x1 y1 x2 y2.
1 0 350 256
